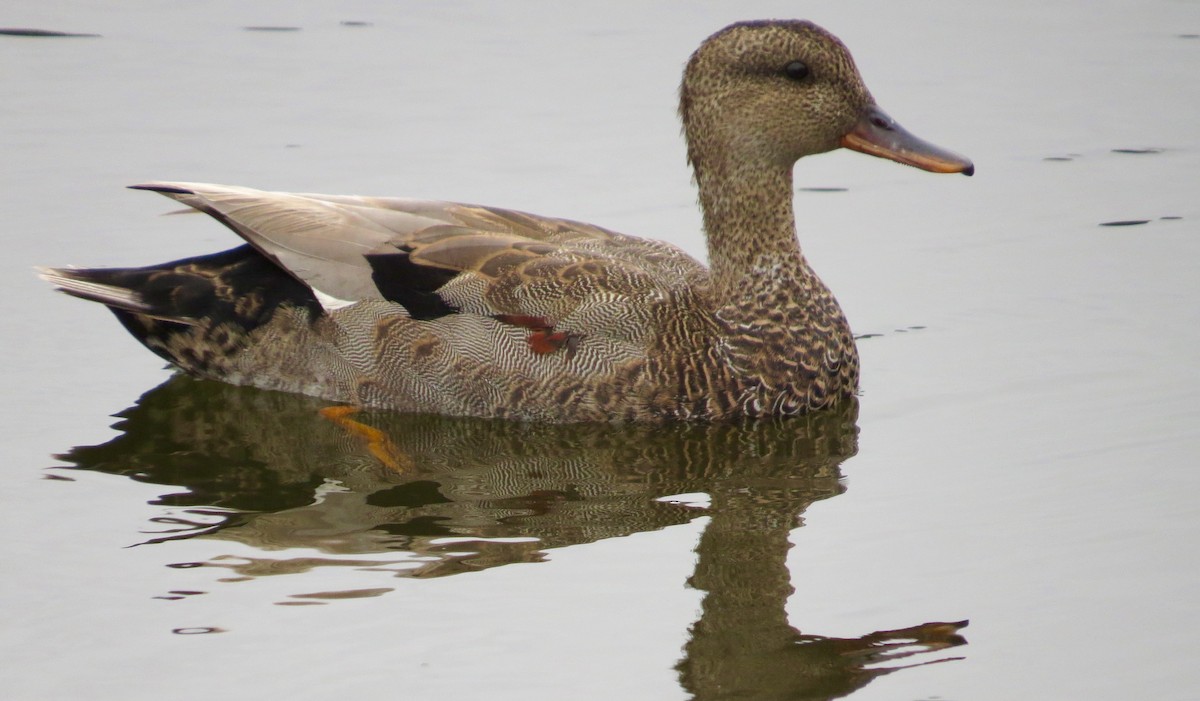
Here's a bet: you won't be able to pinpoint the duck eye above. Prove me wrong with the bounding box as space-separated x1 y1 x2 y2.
784 60 809 81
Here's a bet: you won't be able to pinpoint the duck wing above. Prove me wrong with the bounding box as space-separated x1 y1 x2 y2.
130 182 709 327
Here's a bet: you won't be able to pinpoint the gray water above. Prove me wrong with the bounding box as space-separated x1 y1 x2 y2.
2 1 1198 699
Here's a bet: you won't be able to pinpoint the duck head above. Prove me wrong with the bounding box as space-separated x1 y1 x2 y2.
679 20 973 177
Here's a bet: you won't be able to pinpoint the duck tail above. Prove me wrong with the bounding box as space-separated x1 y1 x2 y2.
37 264 162 317
38 245 320 375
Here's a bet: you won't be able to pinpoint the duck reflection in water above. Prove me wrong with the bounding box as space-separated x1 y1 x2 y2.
57 376 966 699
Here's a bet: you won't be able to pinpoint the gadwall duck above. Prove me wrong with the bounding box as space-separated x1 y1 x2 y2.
42 20 972 422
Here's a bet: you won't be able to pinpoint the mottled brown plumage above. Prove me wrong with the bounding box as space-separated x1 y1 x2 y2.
40 20 972 422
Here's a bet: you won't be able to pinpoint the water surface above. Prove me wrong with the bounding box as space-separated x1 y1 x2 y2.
2 1 1197 700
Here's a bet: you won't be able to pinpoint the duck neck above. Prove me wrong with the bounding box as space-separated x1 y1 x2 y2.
697 161 814 311
694 158 859 409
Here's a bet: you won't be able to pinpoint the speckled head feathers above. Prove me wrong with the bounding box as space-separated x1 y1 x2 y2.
679 20 874 173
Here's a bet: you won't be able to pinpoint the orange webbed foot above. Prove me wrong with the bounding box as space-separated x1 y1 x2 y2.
319 406 412 472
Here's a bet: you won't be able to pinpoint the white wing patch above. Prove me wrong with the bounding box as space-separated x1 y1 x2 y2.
312 288 359 312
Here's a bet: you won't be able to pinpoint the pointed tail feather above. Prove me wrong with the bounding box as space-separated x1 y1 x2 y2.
38 266 160 317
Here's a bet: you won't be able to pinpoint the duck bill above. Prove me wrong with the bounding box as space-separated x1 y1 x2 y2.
840 105 974 175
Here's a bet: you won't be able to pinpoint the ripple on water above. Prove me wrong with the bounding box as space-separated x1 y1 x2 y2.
281 588 395 605
0 28 101 37
153 590 207 601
